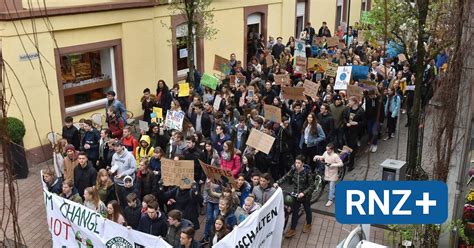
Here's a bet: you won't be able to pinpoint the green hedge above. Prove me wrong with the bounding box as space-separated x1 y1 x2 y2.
7 117 26 144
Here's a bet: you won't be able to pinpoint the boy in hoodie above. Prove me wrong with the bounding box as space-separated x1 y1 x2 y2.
135 135 154 169
118 176 140 209
63 144 79 182
124 192 142 230
138 200 168 237
121 126 139 153
110 141 137 207
165 209 194 247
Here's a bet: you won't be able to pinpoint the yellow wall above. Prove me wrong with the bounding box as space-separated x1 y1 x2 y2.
310 0 337 35
348 0 362 26
267 3 283 38
281 0 296 38
22 0 131 8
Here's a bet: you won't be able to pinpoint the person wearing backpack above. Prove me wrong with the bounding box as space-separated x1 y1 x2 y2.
135 135 154 169
274 155 315 238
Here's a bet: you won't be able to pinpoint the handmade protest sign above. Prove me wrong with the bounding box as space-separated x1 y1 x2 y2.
347 85 365 100
229 74 246 86
295 56 307 73
247 86 255 98
398 53 407 62
351 65 370 80
360 79 378 87
327 36 339 47
165 110 184 131
274 74 290 86
303 80 321 99
358 30 366 43
213 55 231 75
178 82 190 97
263 104 282 123
282 86 306 101
161 158 194 189
294 39 306 58
307 58 328 72
313 37 324 46
335 66 352 90
139 120 149 132
151 107 163 123
265 53 273 66
213 95 222 111
199 160 236 187
405 85 415 91
325 62 339 77
246 128 276 154
201 73 219 90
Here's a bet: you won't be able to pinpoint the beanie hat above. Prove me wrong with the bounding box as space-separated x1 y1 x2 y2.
65 144 76 152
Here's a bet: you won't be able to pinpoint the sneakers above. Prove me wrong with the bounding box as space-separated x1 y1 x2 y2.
391 133 396 138
199 236 209 245
371 145 378 153
402 109 406 114
383 136 392 141
357 140 361 147
303 224 312 233
325 200 333 207
285 229 296 238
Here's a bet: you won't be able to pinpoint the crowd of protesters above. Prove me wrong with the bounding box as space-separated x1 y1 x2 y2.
42 20 445 246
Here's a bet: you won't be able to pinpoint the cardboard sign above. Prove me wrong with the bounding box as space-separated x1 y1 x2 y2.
139 120 149 132
247 86 255 98
246 128 276 155
201 73 219 90
358 30 366 43
165 110 185 131
199 160 236 187
347 85 365 100
178 82 190 97
327 37 339 47
161 158 194 188
307 58 328 72
295 56 307 73
213 95 222 111
313 37 324 46
303 80 321 99
274 74 290 86
360 80 378 87
325 62 338 77
265 53 273 66
282 86 306 101
335 66 352 90
229 74 246 86
213 55 231 75
263 104 282 123
398 53 407 62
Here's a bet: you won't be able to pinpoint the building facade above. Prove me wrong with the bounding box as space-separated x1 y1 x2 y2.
0 0 369 162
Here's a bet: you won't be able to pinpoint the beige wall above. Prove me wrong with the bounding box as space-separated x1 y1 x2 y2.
348 0 362 26
310 0 337 35
281 0 296 39
21 0 136 8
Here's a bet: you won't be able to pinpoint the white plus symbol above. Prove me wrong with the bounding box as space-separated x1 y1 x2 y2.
416 193 437 214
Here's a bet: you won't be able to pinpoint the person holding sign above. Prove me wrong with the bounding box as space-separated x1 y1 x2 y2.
164 182 203 230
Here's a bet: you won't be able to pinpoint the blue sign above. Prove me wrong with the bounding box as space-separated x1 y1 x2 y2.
335 181 447 224
351 66 370 80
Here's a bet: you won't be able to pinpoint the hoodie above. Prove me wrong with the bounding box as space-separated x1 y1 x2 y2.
135 135 154 168
165 219 194 247
110 149 136 186
137 211 168 237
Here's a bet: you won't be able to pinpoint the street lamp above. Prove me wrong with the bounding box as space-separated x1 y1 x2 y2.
346 0 351 45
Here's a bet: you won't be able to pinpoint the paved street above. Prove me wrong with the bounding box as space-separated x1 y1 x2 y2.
0 115 422 247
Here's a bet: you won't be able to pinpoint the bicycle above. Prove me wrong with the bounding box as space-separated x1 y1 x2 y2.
282 190 304 230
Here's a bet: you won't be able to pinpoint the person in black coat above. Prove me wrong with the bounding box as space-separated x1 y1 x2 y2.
190 103 212 138
316 103 335 146
165 184 203 230
138 200 168 237
156 80 172 117
183 136 206 187
147 123 169 152
123 192 142 230
73 152 97 198
62 116 80 150
81 120 100 166
343 96 366 171
271 37 285 59
288 102 310 157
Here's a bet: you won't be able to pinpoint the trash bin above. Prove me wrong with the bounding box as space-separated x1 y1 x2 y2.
380 159 406 181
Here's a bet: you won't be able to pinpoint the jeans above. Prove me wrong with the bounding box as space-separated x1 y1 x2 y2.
328 181 336 201
203 202 219 237
367 119 379 146
333 128 345 150
290 199 312 229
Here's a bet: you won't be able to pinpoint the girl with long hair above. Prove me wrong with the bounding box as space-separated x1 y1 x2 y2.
95 169 116 205
209 215 229 246
83 187 107 217
106 200 126 225
300 112 326 167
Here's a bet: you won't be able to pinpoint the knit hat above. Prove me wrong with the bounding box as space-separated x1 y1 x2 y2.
65 144 76 152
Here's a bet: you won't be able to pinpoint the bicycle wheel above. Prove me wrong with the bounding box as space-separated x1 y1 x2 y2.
310 174 325 204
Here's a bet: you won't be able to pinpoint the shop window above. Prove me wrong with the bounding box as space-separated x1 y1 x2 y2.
60 48 116 113
176 24 196 78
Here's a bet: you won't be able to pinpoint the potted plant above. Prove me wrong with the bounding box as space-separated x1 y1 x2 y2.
5 117 28 179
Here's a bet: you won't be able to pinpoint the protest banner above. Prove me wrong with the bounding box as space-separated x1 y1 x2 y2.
294 39 306 58
263 104 282 123
282 86 306 101
199 160 236 188
246 128 276 154
351 65 370 80
138 120 149 132
295 56 307 73
201 73 219 90
165 110 185 131
213 95 222 111
213 54 231 75
43 189 172 248
161 158 194 189
303 80 321 99
327 36 339 47
335 66 352 90
178 82 190 97
398 53 407 62
273 74 290 86
347 85 365 100
307 58 328 72
214 187 284 248
229 74 246 86
325 62 338 77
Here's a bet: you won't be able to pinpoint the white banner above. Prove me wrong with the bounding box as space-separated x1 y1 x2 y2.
43 189 171 248
214 187 284 248
335 66 352 90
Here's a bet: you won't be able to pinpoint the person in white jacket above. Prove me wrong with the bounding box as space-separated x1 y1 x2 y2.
110 140 137 187
313 143 343 207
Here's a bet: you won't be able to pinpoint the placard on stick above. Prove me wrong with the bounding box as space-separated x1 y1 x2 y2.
213 55 231 75
295 56 307 73
307 58 328 72
327 37 339 47
347 85 365 100
246 129 276 155
139 120 149 132
263 104 282 123
303 80 321 99
325 63 338 77
161 158 194 189
199 160 236 187
282 86 306 101
229 74 246 86
274 74 290 86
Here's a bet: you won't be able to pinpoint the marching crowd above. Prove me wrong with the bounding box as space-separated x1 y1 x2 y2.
41 21 444 247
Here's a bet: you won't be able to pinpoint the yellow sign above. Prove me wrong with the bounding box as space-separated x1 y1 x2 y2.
178 83 190 97
152 107 163 120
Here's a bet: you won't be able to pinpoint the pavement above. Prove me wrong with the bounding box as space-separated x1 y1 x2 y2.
0 114 423 247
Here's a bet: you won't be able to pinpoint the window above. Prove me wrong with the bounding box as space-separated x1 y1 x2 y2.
246 13 262 62
176 24 196 78
295 2 306 37
60 47 116 113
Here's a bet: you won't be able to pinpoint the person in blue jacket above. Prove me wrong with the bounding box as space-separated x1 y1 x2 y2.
299 112 326 168
384 87 401 140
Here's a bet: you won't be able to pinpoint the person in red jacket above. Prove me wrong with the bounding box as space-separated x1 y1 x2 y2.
107 106 124 138
220 140 241 178
121 126 138 153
